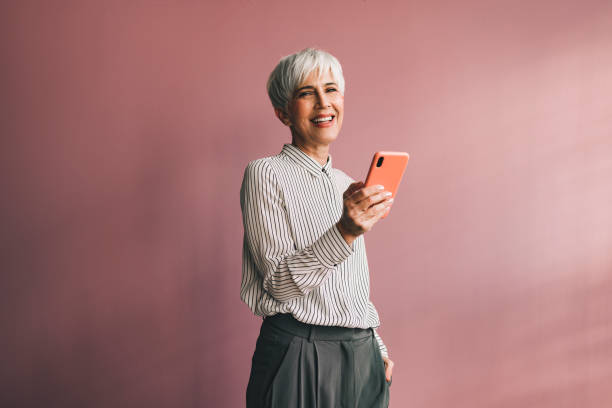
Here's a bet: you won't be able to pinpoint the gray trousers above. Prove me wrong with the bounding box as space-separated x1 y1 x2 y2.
246 314 390 408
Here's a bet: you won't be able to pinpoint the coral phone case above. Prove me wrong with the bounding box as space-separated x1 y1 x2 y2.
364 151 409 218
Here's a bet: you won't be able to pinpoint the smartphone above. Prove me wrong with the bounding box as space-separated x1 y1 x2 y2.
364 151 409 218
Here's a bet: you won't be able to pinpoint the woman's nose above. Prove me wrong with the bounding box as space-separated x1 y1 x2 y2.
316 90 330 107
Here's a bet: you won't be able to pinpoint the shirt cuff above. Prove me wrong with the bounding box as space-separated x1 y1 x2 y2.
311 224 353 268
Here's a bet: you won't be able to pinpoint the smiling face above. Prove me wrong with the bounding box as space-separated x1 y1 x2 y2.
275 69 344 150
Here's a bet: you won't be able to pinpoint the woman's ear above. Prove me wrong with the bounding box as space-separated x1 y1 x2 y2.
274 108 292 127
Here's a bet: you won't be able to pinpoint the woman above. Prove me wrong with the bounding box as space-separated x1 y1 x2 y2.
241 48 394 408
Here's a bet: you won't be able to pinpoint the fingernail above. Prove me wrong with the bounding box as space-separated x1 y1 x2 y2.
388 198 394 204
377 185 384 190
384 191 392 197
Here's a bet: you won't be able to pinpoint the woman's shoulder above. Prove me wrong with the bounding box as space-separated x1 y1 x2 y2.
243 156 273 180
243 153 288 184
244 148 300 176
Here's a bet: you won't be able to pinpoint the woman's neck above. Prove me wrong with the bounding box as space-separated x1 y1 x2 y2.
291 139 330 166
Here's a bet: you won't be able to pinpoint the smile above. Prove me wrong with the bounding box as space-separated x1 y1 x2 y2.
311 115 335 124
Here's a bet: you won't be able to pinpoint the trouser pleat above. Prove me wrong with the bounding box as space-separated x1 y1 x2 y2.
343 341 355 408
313 340 320 408
298 338 315 408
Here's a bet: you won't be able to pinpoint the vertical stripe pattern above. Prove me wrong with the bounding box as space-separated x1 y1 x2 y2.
240 144 388 357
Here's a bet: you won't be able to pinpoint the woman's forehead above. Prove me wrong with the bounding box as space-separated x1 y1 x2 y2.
299 68 337 86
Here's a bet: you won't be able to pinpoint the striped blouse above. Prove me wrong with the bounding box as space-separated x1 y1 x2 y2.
240 143 388 357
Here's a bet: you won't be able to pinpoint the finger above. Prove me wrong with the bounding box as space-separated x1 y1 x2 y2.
365 197 394 219
351 184 386 203
356 191 392 211
355 195 387 214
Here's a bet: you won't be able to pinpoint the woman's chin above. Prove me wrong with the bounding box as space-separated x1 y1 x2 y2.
314 130 340 145
293 128 340 147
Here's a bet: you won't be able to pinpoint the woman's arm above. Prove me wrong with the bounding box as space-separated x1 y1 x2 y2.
374 329 394 381
240 160 353 302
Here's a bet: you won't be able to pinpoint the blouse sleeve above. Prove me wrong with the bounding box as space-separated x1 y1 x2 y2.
373 328 389 358
240 160 354 303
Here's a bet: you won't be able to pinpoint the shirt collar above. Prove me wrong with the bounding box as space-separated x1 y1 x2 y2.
281 144 333 176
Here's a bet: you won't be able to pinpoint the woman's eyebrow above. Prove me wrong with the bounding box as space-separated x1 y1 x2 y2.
295 82 338 93
295 85 315 93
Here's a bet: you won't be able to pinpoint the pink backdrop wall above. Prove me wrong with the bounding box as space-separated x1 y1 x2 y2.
1 1 611 407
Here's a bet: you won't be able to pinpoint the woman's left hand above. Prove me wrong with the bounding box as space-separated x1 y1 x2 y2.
382 356 394 382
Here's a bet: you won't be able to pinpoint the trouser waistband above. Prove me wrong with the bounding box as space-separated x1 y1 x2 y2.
263 313 373 341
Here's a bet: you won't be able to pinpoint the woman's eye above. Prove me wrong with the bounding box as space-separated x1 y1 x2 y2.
326 87 337 93
298 91 313 98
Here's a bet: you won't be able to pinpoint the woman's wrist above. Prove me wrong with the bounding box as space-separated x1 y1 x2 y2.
336 221 357 246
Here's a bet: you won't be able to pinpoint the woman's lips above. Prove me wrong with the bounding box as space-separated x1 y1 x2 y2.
311 115 335 128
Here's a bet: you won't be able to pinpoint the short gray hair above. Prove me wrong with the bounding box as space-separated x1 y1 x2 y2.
267 48 345 111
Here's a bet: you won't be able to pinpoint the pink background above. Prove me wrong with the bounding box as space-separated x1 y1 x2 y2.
1 1 611 407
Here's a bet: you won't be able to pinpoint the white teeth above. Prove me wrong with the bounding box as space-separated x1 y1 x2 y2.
313 116 333 123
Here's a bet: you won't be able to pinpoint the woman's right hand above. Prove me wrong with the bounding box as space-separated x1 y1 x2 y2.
336 182 393 245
